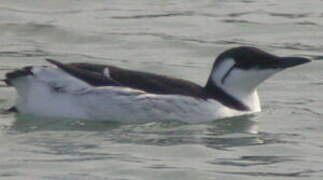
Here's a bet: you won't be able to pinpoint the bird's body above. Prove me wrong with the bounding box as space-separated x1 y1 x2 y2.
8 65 249 123
5 47 310 123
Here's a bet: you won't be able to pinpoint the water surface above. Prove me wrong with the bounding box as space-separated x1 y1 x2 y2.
0 0 322 179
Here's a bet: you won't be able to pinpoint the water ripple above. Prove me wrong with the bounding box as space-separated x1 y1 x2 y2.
198 11 255 18
268 12 311 19
217 40 323 52
0 50 50 57
0 6 126 15
221 19 258 24
211 155 296 167
295 21 319 26
100 32 323 53
0 6 82 14
217 169 317 178
227 12 253 17
111 12 194 19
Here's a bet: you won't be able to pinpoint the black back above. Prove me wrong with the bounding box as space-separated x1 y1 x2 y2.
47 60 208 99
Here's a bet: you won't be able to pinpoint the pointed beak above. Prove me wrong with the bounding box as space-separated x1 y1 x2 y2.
278 57 311 68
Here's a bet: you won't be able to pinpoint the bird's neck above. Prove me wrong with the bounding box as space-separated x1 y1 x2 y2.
205 83 261 112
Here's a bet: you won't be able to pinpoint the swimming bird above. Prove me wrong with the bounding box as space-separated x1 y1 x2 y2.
4 46 310 123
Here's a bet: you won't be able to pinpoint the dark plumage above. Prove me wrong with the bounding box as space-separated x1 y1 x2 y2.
49 60 209 99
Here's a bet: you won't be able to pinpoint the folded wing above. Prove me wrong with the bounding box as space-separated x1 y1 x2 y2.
47 59 207 99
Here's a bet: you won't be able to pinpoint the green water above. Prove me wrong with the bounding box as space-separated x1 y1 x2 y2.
0 0 322 179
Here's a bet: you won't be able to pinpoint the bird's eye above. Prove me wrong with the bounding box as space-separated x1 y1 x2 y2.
235 61 254 70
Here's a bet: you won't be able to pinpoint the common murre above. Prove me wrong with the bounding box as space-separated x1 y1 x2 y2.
4 46 311 123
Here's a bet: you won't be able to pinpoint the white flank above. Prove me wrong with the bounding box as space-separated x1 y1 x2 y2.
10 66 252 123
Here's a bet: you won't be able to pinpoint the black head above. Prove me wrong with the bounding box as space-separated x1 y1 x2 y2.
208 46 311 89
213 46 310 70
205 46 311 111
